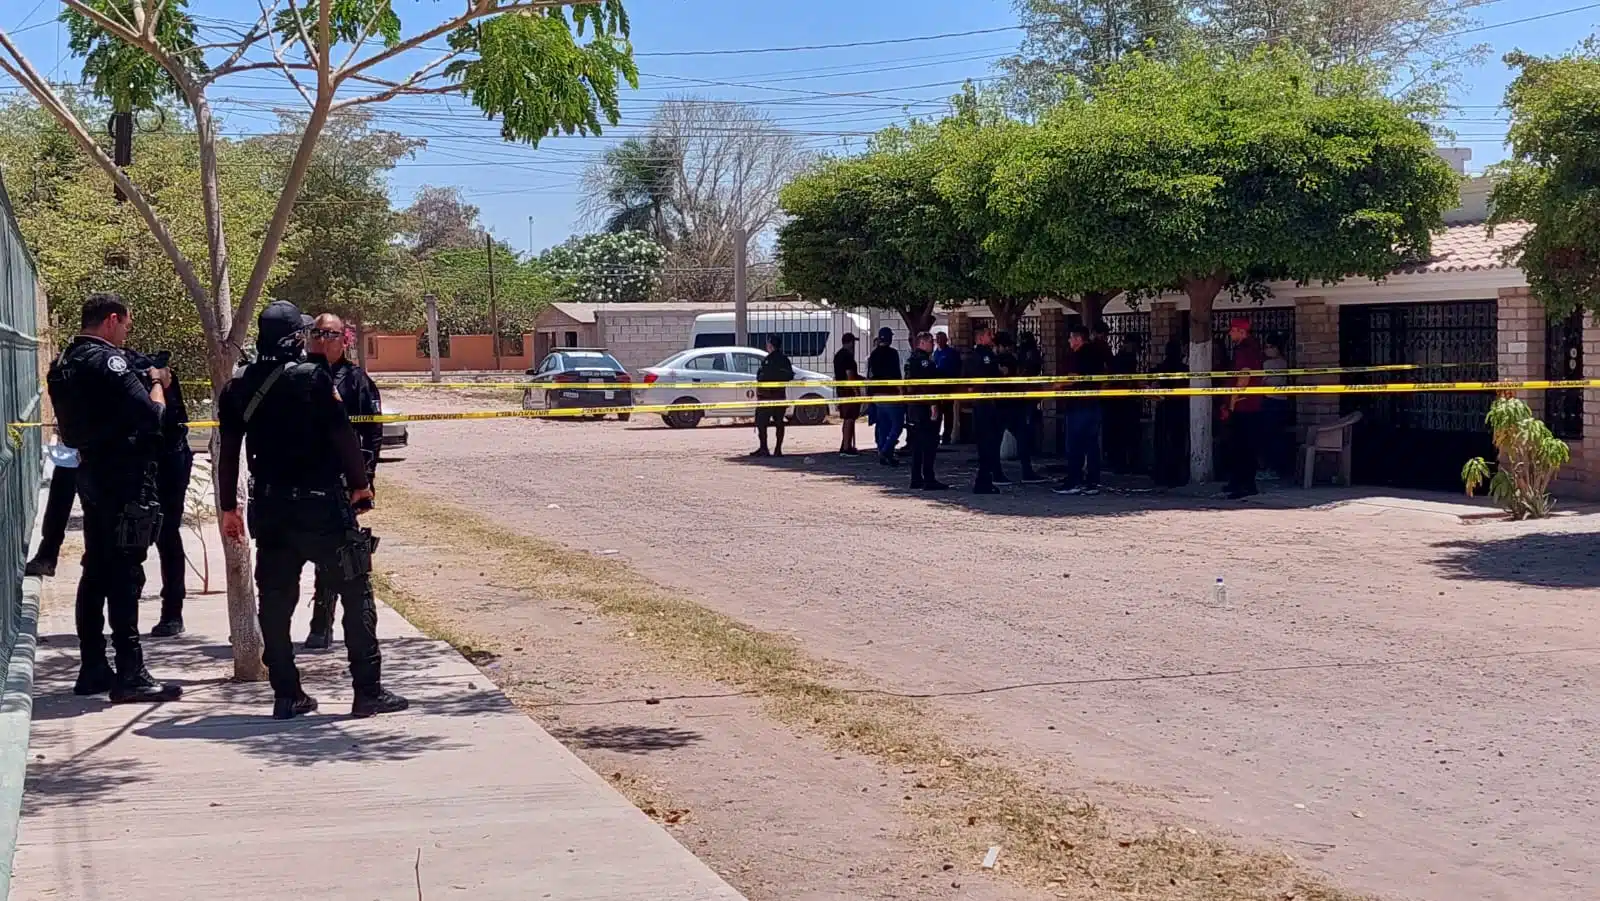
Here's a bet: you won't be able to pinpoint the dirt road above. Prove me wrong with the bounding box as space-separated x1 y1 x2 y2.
378 395 1600 900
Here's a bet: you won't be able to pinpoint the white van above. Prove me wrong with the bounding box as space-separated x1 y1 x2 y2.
688 309 871 372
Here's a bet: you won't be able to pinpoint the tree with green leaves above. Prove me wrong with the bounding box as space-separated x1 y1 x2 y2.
1489 45 1600 319
262 110 422 336
402 184 487 259
540 230 666 304
0 0 637 680
996 0 1193 116
986 47 1457 481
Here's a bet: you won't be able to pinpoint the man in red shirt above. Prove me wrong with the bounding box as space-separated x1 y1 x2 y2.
1223 317 1264 499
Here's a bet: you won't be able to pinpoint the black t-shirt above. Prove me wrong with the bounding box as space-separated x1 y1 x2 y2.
833 347 860 396
867 344 900 396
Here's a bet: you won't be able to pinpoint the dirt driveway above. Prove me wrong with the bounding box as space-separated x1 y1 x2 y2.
376 393 1600 901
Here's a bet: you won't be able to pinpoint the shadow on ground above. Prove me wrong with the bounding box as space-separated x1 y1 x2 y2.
549 724 704 755
1432 530 1600 588
24 754 154 816
728 445 1446 520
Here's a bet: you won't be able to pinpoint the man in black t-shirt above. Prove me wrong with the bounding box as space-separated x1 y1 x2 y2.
832 333 861 456
866 327 903 466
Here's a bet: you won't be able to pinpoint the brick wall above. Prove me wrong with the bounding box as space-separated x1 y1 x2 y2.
1496 286 1544 414
598 309 701 374
1294 298 1340 429
1149 301 1180 360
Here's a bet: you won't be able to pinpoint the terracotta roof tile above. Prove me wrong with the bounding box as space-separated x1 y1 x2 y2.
1395 221 1529 275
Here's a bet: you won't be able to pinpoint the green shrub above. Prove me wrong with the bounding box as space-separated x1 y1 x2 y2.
1462 397 1571 519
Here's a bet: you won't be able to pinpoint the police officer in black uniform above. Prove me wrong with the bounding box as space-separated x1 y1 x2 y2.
303 313 382 651
47 294 181 702
216 300 408 720
126 349 194 637
904 331 948 491
963 326 1006 494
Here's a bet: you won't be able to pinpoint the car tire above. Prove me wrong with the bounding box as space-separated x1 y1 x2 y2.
617 413 631 422
664 401 703 429
791 395 828 426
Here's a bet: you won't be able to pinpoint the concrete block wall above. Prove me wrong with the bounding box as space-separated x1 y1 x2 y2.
1038 307 1066 454
1293 298 1341 429
598 310 700 374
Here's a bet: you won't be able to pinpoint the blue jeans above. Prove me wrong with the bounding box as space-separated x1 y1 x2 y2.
1064 405 1103 488
873 403 904 459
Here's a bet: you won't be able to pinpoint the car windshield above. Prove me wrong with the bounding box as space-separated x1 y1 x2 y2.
558 352 622 371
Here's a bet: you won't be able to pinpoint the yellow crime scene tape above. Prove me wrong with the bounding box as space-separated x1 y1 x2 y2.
15 377 1599 435
177 361 1492 394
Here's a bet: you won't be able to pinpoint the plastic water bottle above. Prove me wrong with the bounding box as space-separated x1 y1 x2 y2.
1213 577 1228 608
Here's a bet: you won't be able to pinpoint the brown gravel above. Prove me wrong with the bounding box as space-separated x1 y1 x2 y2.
374 391 1600 901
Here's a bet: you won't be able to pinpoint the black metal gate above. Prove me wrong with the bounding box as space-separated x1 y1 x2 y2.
1546 311 1584 440
1339 301 1497 490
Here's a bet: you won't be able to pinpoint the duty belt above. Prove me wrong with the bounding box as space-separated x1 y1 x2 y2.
251 482 337 501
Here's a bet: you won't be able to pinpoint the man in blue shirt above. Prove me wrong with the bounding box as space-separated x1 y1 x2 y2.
931 330 961 445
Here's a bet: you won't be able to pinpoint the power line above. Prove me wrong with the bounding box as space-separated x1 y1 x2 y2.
633 25 1026 58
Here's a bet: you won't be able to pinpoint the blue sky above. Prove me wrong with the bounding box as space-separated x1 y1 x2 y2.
2 0 1596 255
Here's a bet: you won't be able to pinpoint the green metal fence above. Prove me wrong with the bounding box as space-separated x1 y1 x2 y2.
0 167 42 901
0 170 40 657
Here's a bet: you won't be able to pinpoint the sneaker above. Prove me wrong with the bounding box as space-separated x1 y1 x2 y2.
773 448 784 458
303 631 332 652
149 618 185 638
109 669 182 704
1082 486 1102 497
23 557 55 578
840 448 861 456
273 693 318 721
748 448 770 458
72 660 116 696
922 481 951 491
992 478 1014 488
1052 484 1084 496
351 687 410 718
1021 471 1050 484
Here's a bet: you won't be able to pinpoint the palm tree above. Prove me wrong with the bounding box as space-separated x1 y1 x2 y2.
592 136 680 245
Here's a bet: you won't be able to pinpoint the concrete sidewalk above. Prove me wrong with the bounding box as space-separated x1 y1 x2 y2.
12 522 744 900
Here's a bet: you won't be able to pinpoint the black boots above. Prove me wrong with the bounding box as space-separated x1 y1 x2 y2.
303 630 332 651
149 618 185 638
351 687 409 718
273 693 318 720
109 668 182 704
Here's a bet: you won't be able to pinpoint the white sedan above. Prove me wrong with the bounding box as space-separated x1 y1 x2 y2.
637 347 836 429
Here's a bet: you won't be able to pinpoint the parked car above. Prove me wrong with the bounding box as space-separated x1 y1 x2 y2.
521 349 634 421
636 347 835 429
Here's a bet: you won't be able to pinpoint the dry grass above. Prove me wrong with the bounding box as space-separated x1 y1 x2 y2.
373 483 1373 901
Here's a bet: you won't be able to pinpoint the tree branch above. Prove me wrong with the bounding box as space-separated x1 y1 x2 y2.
339 0 572 82
283 0 322 71
203 0 284 83
335 50 465 108
337 2 394 73
231 0 336 344
257 0 317 108
0 29 218 340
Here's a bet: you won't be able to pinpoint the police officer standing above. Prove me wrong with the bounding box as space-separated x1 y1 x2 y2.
216 300 407 720
964 326 1007 494
126 349 194 638
303 313 382 651
903 332 948 491
46 294 181 702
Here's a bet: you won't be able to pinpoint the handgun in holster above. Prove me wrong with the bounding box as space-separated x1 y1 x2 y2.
337 527 379 581
115 500 163 550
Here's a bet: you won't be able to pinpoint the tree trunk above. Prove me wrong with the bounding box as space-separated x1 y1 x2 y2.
1081 291 1115 329
899 302 936 335
205 352 266 681
1184 277 1226 485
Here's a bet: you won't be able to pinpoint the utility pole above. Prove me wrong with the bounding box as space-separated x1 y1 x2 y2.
528 215 535 256
486 233 501 371
425 293 441 384
732 147 748 347
733 226 748 348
